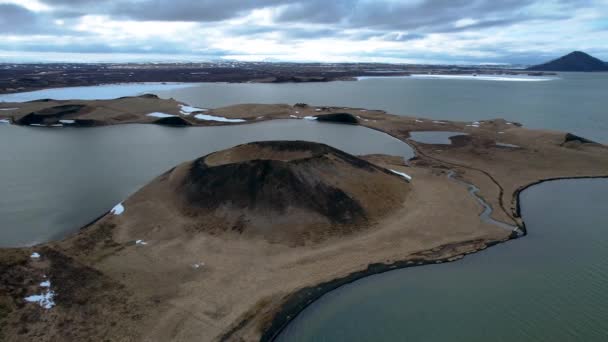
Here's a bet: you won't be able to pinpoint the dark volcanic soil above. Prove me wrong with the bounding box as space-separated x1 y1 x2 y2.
170 141 411 244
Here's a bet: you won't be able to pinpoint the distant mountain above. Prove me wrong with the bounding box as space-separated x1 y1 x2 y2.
528 51 608 72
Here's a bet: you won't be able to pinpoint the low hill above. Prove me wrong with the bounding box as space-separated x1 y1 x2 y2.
110 141 411 246
528 51 608 72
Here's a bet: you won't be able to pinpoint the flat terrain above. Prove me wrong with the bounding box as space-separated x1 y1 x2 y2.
0 62 554 94
1 98 606 341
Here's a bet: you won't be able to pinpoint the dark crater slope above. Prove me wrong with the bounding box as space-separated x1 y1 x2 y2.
528 51 608 72
16 104 90 125
165 141 410 244
562 133 599 146
153 116 192 126
314 113 359 124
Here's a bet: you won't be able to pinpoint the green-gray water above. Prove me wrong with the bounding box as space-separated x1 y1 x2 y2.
276 178 608 341
0 120 412 247
154 73 608 144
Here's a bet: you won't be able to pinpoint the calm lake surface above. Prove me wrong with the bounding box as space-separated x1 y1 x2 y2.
0 120 413 247
2 73 607 143
277 179 608 342
154 72 608 144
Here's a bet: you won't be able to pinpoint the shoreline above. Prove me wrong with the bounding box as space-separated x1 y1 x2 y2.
257 237 512 342
258 175 608 341
1 100 607 341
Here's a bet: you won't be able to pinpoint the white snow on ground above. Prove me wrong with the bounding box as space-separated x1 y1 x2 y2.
192 262 205 269
390 169 413 181
30 252 40 259
410 74 557 82
315 108 321 112
496 142 520 148
256 116 264 119
506 122 513 125
290 115 298 118
51 124 63 127
110 203 124 215
59 119 75 124
146 112 177 118
295 111 300 114
303 116 317 121
194 114 245 123
432 120 446 124
0 108 18 111
466 124 480 128
415 119 423 123
0 119 9 124
135 240 148 246
179 104 207 115
40 280 51 287
24 290 55 309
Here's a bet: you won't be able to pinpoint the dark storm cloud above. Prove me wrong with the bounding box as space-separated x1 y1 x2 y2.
275 0 586 31
36 0 591 32
31 0 589 44
42 0 288 21
0 4 59 35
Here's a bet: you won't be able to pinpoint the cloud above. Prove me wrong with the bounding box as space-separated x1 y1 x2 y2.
0 0 606 64
0 4 56 34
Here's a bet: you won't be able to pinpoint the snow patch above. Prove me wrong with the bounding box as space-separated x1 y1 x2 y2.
0 119 10 124
30 252 40 259
110 203 124 215
24 290 55 309
0 107 18 111
496 142 520 148
303 116 318 121
40 280 51 287
289 115 298 118
432 120 446 124
135 240 148 246
192 262 205 269
194 114 245 123
410 74 557 82
179 104 207 115
415 119 423 123
59 119 75 124
390 169 412 181
146 112 177 118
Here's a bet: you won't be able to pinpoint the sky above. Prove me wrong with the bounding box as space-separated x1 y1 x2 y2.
0 0 607 64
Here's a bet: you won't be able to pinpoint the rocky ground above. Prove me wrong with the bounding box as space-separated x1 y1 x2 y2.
1 98 606 341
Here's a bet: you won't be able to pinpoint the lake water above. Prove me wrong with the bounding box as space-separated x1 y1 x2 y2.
0 120 413 247
153 72 608 144
276 179 608 342
2 73 608 144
